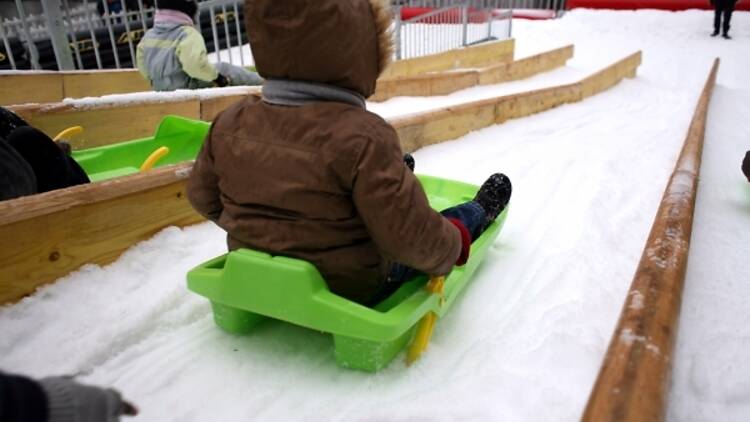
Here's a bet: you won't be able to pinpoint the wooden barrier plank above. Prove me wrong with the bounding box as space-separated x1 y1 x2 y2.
478 45 574 85
62 69 150 99
392 51 640 152
200 94 253 122
371 45 574 102
372 70 478 101
0 72 64 106
380 39 515 78
580 52 642 99
581 58 719 422
0 51 642 304
0 164 201 304
13 100 201 149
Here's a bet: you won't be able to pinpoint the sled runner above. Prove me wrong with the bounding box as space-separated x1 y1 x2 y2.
71 115 209 182
187 175 508 372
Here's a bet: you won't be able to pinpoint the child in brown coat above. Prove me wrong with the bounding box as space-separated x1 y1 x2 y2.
187 0 511 305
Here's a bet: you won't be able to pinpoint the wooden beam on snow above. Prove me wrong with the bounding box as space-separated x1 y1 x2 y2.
581 58 719 422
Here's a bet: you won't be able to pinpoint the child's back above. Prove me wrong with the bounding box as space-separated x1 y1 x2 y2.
188 0 473 305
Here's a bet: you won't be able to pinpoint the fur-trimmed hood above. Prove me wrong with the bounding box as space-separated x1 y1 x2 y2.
244 0 393 98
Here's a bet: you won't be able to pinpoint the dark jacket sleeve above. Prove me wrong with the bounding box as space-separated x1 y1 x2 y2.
351 119 461 275
0 372 48 422
187 124 223 221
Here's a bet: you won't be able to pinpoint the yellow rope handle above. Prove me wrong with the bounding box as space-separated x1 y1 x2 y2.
52 126 84 142
139 146 170 171
406 275 446 365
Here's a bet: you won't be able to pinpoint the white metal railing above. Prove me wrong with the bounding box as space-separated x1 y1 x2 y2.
394 6 512 60
0 0 242 70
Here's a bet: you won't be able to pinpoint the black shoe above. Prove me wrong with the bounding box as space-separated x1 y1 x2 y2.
710 30 719 37
722 33 731 39
473 173 512 226
403 153 415 172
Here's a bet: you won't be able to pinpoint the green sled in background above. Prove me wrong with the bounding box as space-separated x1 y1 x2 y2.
72 115 210 182
187 176 508 372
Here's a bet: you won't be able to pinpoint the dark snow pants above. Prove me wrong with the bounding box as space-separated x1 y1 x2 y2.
713 0 737 35
0 139 36 201
5 126 90 194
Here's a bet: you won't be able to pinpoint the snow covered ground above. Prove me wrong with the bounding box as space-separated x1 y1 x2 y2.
2 9 750 422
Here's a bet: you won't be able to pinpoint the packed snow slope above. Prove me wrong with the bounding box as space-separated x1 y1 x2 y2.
1 9 749 422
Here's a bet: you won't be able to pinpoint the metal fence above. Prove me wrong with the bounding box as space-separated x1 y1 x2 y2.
394 0 566 10
0 0 246 70
394 6 512 60
0 0 562 71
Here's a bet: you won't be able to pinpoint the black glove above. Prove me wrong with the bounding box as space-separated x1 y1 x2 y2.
39 376 138 422
213 74 230 87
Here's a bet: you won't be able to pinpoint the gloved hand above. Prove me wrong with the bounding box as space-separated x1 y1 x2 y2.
213 74 230 87
742 150 750 182
447 218 471 266
403 153 415 172
39 376 138 422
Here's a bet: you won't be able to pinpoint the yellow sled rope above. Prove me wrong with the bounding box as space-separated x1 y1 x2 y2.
53 126 84 142
140 146 170 171
406 275 446 365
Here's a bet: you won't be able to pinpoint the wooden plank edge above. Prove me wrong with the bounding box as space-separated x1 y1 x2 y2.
478 44 575 85
391 50 642 152
581 58 720 422
380 38 515 78
372 44 574 102
0 162 193 226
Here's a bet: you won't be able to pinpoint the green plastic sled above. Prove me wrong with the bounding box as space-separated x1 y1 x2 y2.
187 175 508 372
72 115 210 182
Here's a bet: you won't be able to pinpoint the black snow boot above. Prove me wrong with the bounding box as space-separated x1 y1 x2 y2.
473 173 512 228
722 33 732 39
403 153 415 172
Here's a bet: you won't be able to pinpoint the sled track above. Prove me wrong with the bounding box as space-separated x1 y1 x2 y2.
583 58 719 421
0 50 642 304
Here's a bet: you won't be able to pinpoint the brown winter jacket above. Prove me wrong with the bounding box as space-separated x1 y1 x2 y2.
187 0 461 305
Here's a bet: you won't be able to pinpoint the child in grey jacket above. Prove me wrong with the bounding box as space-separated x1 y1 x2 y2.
136 0 262 91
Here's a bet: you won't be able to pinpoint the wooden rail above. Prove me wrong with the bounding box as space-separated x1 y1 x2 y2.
394 51 641 153
0 51 642 304
381 38 515 78
1 39 514 107
372 45 574 102
0 69 150 106
582 58 719 422
10 90 257 149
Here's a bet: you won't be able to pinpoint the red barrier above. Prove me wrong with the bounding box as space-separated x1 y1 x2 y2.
400 7 557 22
567 0 750 11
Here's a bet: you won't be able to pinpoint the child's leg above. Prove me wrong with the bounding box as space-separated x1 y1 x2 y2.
440 201 487 241
373 200 486 304
214 62 264 86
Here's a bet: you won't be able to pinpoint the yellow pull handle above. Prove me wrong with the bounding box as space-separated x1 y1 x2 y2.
53 126 84 142
140 146 170 171
406 275 446 365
